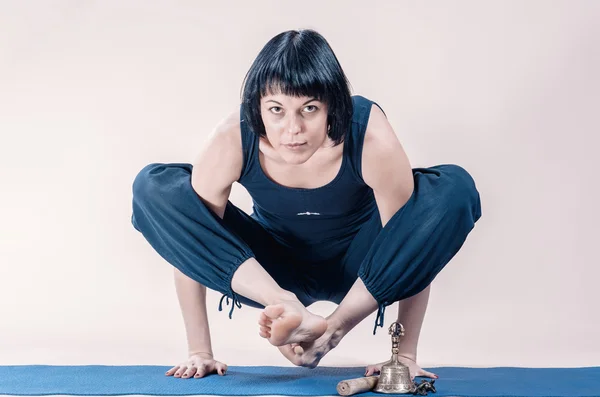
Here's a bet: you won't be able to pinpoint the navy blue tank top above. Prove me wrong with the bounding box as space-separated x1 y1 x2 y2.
237 95 385 263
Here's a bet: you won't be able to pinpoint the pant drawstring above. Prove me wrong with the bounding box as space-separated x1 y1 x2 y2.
373 302 387 335
218 290 242 319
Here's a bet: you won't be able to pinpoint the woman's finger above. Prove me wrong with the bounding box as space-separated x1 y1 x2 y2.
365 368 377 376
364 364 381 376
290 343 304 355
216 362 228 376
417 369 438 379
174 365 187 378
278 345 302 365
193 363 205 378
192 363 208 378
182 366 196 378
194 366 207 379
165 366 179 376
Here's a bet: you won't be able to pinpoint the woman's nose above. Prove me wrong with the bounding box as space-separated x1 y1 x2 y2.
286 116 302 134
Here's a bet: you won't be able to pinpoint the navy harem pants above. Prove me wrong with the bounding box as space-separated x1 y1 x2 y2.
131 163 482 334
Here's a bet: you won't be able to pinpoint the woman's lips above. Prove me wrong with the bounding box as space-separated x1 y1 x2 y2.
283 142 307 150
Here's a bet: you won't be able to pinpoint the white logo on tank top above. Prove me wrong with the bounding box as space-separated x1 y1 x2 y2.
297 211 321 216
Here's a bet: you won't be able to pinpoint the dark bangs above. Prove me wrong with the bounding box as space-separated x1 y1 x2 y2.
240 29 353 145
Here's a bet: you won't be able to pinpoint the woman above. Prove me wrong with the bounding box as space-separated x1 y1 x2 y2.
131 29 482 380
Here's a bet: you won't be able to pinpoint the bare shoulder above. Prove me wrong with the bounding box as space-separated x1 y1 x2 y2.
191 107 244 188
212 107 243 151
362 104 403 176
363 104 396 148
362 103 413 193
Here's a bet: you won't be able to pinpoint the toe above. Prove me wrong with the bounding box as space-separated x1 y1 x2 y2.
258 313 269 326
263 304 285 319
259 326 271 338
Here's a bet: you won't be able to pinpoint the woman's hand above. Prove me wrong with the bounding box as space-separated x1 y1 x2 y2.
365 355 438 380
165 353 228 379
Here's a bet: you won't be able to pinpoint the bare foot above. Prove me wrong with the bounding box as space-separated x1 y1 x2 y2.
258 300 327 346
277 318 346 368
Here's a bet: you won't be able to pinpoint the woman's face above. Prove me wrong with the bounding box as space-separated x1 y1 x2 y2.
260 92 329 165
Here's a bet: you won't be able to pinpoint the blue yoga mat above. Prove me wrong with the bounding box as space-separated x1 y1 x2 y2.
1 365 599 396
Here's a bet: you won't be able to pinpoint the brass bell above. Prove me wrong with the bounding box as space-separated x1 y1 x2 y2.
373 322 416 394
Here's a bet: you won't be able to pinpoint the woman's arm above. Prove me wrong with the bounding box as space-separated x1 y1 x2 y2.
361 104 414 227
177 108 244 356
174 268 214 357
361 105 435 378
191 110 244 218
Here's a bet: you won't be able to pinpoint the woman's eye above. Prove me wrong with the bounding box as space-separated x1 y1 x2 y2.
269 105 317 114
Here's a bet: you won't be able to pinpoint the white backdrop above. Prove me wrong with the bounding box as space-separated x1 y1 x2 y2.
1 0 599 369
